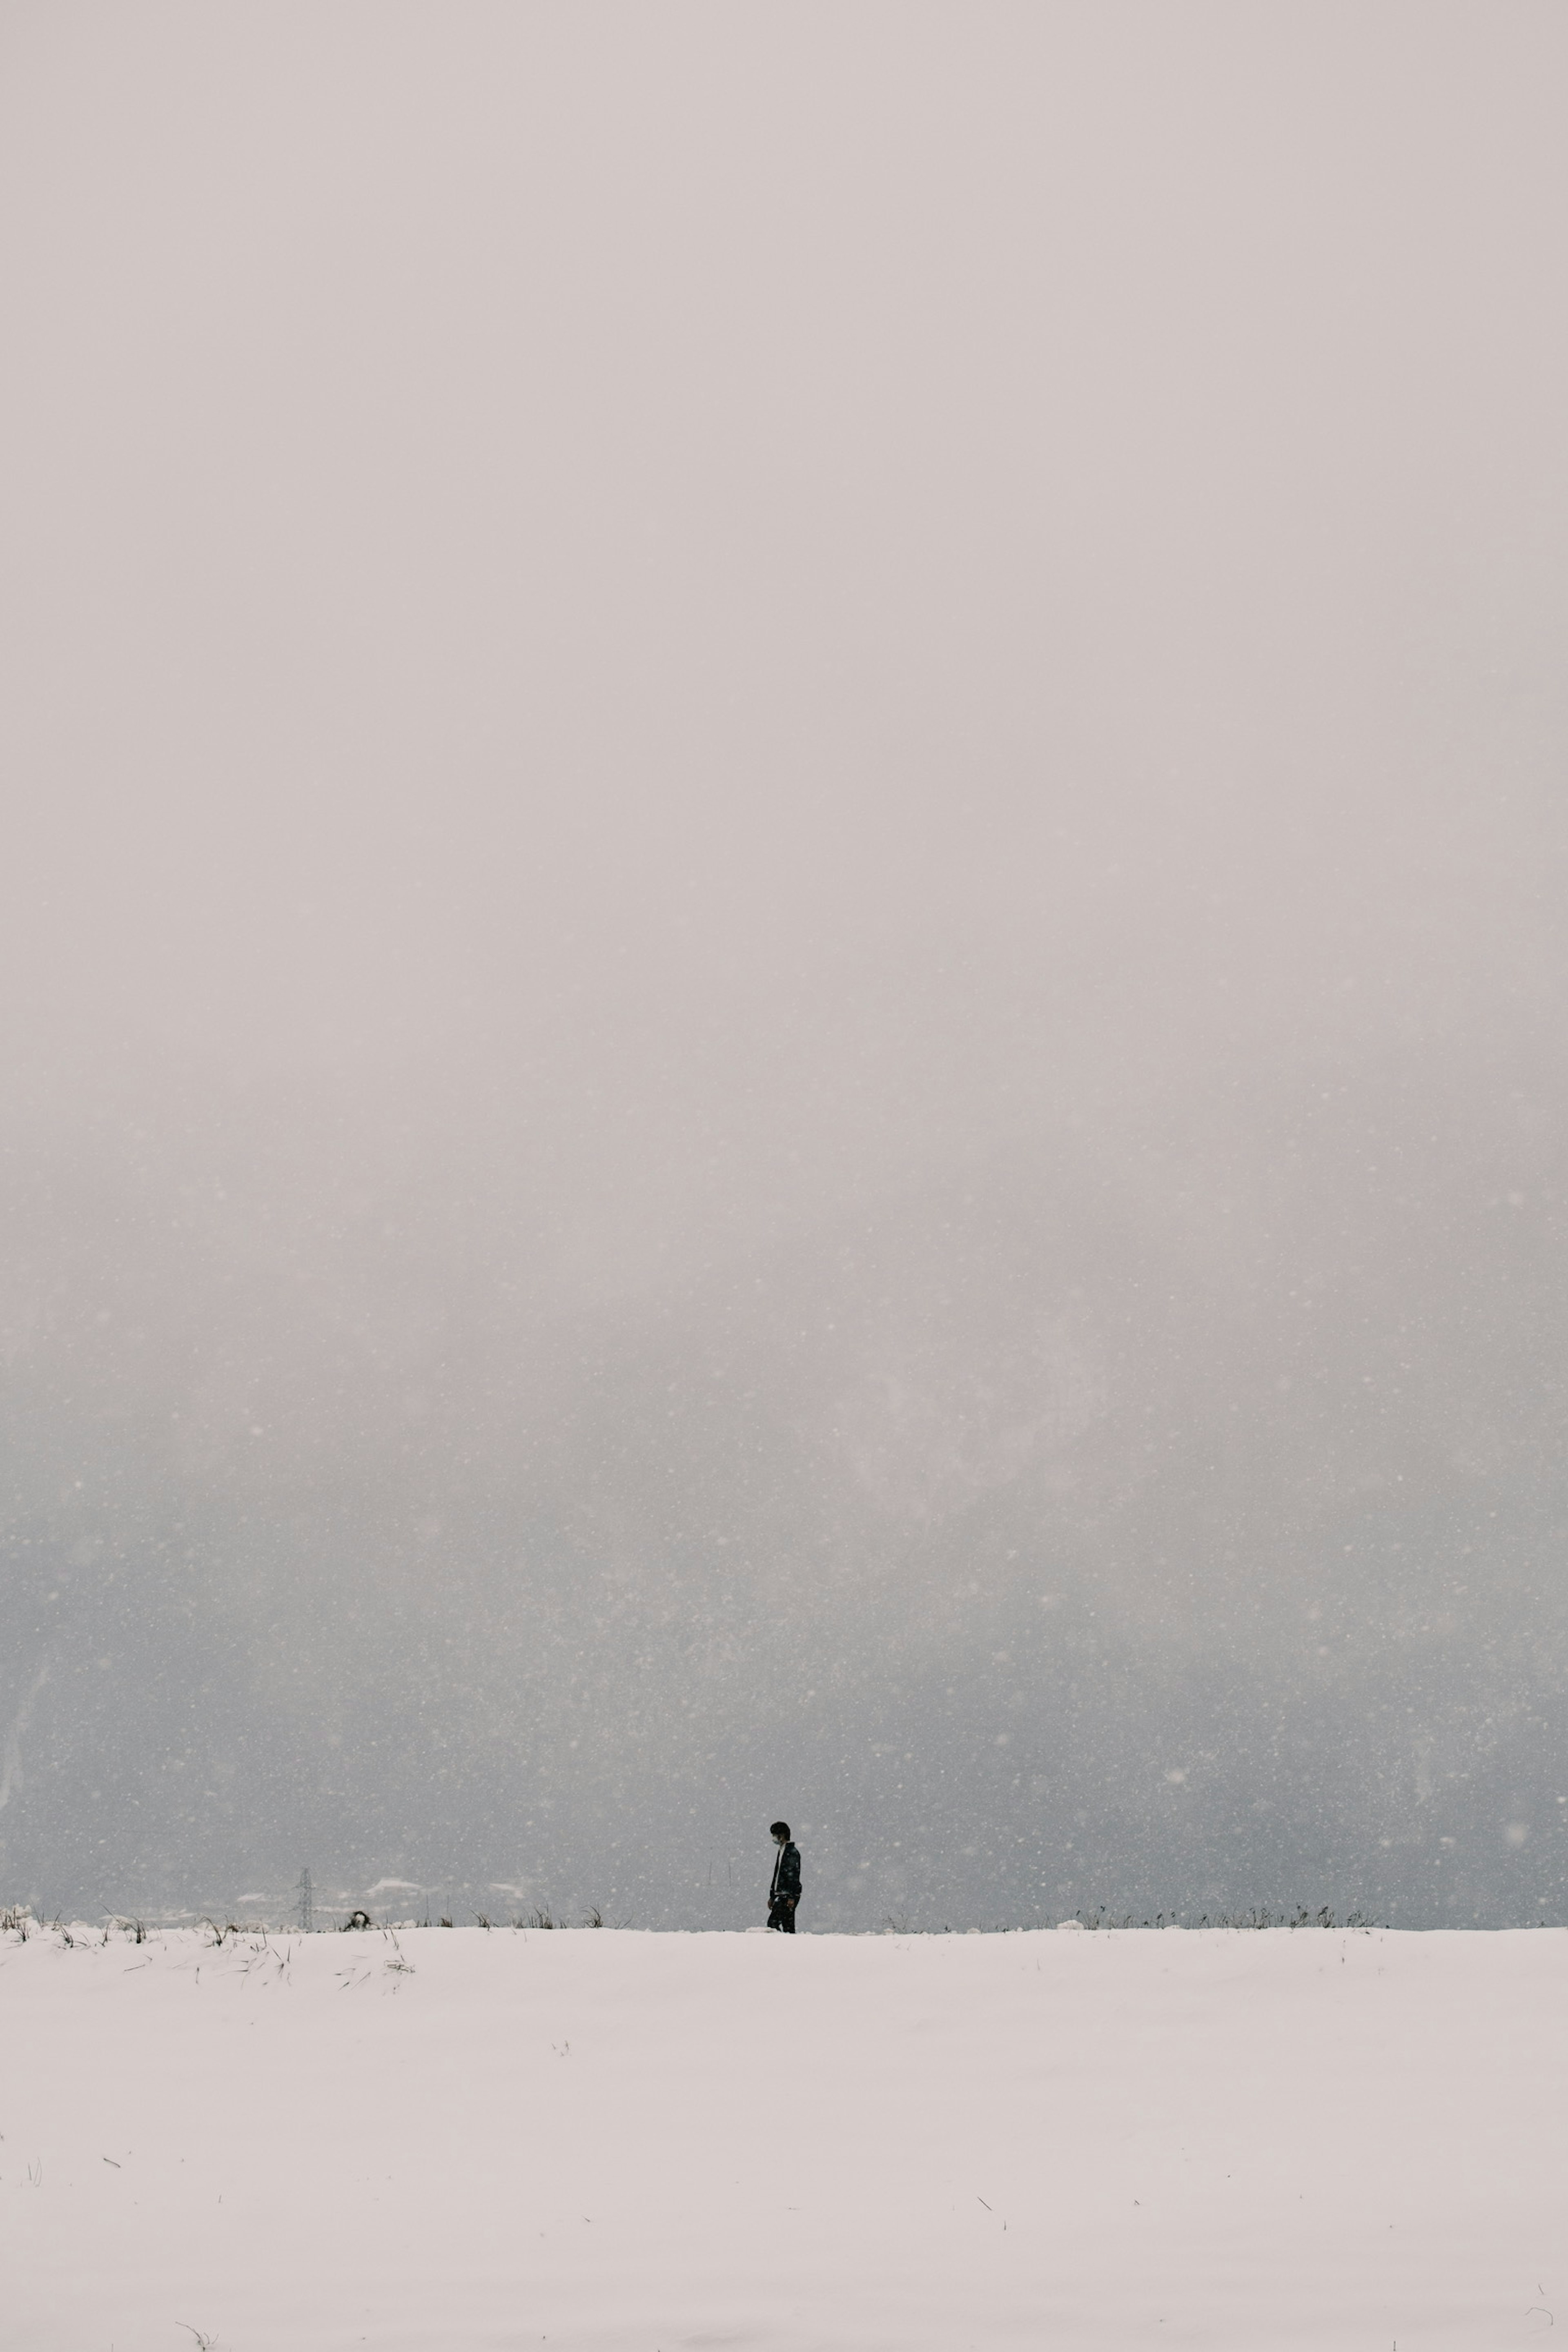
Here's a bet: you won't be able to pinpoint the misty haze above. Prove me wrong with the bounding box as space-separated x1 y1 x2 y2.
2 4 1564 1938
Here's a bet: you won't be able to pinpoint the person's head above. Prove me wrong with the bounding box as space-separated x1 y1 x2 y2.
770 1820 791 1845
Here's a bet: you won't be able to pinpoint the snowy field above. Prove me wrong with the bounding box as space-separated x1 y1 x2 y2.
2 1920 1563 2352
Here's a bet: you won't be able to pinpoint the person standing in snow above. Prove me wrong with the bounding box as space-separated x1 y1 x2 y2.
767 1820 801 1932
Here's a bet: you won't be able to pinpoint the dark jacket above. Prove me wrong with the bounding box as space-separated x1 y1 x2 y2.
770 1840 802 1904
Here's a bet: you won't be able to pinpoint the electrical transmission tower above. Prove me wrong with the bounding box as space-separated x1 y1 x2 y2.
296 1868 313 1934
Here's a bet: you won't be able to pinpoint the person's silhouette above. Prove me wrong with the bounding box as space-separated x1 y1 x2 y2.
767 1820 801 1931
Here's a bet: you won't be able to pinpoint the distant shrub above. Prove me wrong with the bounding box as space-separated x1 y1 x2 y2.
1071 1904 1385 1931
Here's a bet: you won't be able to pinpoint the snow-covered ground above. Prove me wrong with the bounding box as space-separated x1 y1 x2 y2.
2 1920 1562 2351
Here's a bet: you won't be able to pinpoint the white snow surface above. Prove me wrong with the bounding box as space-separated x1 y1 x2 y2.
3 1921 1563 2350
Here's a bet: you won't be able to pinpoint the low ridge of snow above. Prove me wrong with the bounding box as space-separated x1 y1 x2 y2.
3 1922 1562 2349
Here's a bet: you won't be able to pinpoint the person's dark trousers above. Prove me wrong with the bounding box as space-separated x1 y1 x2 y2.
767 1896 798 1933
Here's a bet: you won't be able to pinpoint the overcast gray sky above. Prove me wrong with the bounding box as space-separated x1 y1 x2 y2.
2 2 1565 1928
